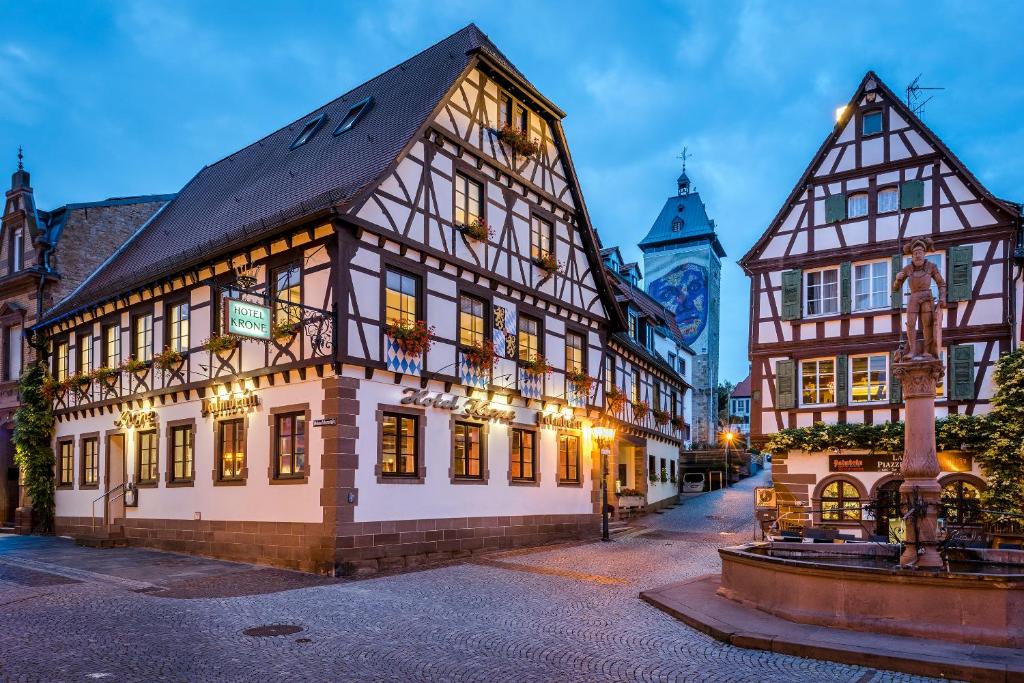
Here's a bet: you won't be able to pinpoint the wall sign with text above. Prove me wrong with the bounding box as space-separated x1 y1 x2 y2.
223 298 271 340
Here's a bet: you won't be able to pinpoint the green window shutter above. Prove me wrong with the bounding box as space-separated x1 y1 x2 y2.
775 359 796 410
824 194 846 223
839 262 852 315
891 255 904 309
781 270 802 320
947 245 974 302
900 180 924 210
950 344 976 400
889 351 902 404
835 354 848 406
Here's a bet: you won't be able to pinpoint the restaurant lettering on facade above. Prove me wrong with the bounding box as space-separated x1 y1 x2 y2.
829 451 973 473
201 390 261 418
399 388 516 423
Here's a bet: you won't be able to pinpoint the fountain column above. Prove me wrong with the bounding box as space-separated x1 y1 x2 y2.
893 358 945 568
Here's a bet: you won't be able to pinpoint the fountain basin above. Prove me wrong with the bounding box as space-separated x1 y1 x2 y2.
718 542 1024 648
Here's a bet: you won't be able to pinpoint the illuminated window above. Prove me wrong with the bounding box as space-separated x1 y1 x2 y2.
801 358 835 405
59 441 74 486
530 216 553 260
55 340 69 380
558 433 580 483
81 437 99 486
133 313 153 362
941 479 982 525
632 367 641 404
272 263 302 325
275 413 306 478
821 480 861 521
510 428 536 481
381 413 417 476
805 268 839 317
565 332 584 373
458 295 486 348
518 316 540 362
218 419 245 481
384 269 419 325
5 324 20 382
847 192 869 218
628 311 639 340
604 353 616 392
103 324 120 367
77 331 93 373
137 430 157 483
168 302 190 353
878 187 899 213
854 261 889 311
862 110 883 136
170 425 194 482
454 172 483 228
453 421 483 479
850 354 888 403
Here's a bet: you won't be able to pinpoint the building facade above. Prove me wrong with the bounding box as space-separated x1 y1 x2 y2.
640 169 724 445
0 155 171 526
740 72 1023 531
728 374 751 443
36 25 683 573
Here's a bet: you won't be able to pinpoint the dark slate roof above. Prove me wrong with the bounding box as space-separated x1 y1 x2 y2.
638 190 726 257
609 331 690 389
730 374 751 398
607 268 692 353
43 24 511 324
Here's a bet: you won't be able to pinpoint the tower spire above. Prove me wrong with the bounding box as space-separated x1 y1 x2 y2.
675 148 691 196
17 145 23 170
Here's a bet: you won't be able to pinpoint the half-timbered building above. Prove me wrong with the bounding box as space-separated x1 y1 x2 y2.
740 72 1023 533
34 25 669 573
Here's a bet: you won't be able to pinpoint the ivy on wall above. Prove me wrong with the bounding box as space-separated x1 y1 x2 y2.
762 415 989 457
975 350 1024 517
13 355 56 533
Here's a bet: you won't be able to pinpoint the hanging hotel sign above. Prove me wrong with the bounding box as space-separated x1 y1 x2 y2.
828 450 972 473
201 389 260 418
223 298 271 340
536 412 582 430
400 388 515 423
114 409 157 429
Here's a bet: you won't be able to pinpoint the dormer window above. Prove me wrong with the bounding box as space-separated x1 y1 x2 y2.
290 113 327 150
862 110 883 136
334 96 373 136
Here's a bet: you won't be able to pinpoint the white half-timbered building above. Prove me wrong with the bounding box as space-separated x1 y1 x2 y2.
36 25 681 573
740 72 1023 533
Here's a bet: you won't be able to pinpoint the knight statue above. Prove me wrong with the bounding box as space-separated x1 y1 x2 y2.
892 237 946 360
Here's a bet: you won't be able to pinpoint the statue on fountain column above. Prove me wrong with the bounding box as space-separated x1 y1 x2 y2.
892 237 946 360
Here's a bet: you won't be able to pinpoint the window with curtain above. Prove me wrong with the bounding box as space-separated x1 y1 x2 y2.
59 441 74 486
453 422 483 478
847 193 869 218
805 269 839 316
854 261 889 311
877 187 899 213
510 428 535 481
218 419 245 481
558 433 580 482
275 413 307 478
137 431 158 483
82 438 99 486
381 412 418 476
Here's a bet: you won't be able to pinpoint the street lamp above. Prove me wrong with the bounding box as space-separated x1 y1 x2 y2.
722 430 735 488
592 426 616 542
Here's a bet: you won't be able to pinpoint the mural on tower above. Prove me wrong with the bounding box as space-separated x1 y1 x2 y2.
648 261 709 346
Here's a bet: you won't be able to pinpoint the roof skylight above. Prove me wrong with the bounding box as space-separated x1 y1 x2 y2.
290 113 327 150
334 97 374 136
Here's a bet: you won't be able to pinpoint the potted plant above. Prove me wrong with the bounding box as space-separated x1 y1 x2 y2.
671 415 686 431
203 334 239 359
632 400 650 421
272 319 303 342
153 346 185 371
660 467 669 483
69 372 91 396
384 319 435 358
521 353 552 378
122 358 150 379
617 487 645 509
41 376 60 401
459 217 492 242
463 341 496 371
566 368 594 401
493 124 541 158
653 409 670 427
605 386 627 414
91 366 121 389
533 252 561 276
648 470 659 483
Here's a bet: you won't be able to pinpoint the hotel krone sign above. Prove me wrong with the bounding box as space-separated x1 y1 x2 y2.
224 298 271 340
400 388 516 422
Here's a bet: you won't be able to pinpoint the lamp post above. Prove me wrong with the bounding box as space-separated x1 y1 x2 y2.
593 426 615 542
723 430 735 488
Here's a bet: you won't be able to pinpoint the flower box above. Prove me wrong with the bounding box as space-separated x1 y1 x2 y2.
463 341 496 371
606 387 627 414
385 319 435 358
532 253 561 276
204 334 239 358
459 218 492 242
632 400 650 421
154 347 185 371
617 495 645 509
272 320 303 342
494 124 541 158
521 353 552 378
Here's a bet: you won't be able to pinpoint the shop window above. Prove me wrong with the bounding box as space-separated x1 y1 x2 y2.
510 428 536 481
137 430 158 483
272 263 302 325
274 412 307 479
168 302 190 353
454 172 483 228
218 419 246 481
132 313 153 363
558 433 580 483
58 440 74 486
170 425 194 482
821 480 861 521
801 358 835 405
381 412 418 477
453 421 483 479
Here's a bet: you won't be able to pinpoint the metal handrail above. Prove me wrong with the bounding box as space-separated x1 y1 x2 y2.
91 482 133 531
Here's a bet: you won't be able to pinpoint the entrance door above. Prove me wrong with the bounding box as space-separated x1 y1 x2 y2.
105 433 126 525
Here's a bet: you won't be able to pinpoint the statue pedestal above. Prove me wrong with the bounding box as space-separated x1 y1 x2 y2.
893 357 945 569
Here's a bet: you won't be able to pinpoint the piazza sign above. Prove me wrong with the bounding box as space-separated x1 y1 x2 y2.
223 298 271 340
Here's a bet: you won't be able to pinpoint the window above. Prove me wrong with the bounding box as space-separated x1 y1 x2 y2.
168 302 190 353
272 263 302 325
877 187 899 213
170 425 194 482
558 433 580 483
275 413 307 478
59 441 74 486
530 216 553 260
862 110 883 136
218 419 245 481
851 354 888 403
11 227 23 271
454 172 483 227
678 356 686 374
381 412 418 476
385 269 419 325
801 358 835 405
565 332 584 373
847 193 869 219
854 261 889 311
333 96 373 136
805 268 839 317
55 339 69 380
81 437 99 486
103 324 120 367
499 91 513 127
653 379 662 410
453 421 483 478
821 480 861 521
5 325 21 382
516 103 528 132
631 367 641 403
628 311 639 340
510 428 536 481
941 479 982 525
133 313 153 362
648 454 656 475
604 353 615 391
78 331 93 374
289 113 326 149
518 315 540 362
459 295 486 349
137 430 157 483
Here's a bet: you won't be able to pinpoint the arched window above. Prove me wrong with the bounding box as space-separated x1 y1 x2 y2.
941 479 982 525
822 480 861 521
847 193 869 219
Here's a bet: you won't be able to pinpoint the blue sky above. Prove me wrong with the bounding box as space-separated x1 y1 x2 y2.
3 1 1023 384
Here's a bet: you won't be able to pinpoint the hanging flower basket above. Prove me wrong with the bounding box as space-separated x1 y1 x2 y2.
41 376 61 402
494 124 541 158
671 415 686 431
121 358 150 378
153 346 185 371
384 319 435 358
533 253 561 276
632 400 650 421
463 341 496 371
459 218 492 242
606 386 627 414
69 372 91 396
91 366 121 388
204 334 239 358
521 353 552 378
566 368 595 400
272 320 303 342
653 409 670 427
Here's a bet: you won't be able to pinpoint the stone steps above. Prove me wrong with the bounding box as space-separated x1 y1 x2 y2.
74 526 127 549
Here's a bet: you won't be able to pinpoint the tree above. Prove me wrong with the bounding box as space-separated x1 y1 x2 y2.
976 349 1024 517
717 380 735 426
12 356 56 533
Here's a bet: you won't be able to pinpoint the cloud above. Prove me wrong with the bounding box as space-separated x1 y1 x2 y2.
0 43 46 125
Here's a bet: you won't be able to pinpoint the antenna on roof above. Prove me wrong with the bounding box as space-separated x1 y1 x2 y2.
906 75 944 117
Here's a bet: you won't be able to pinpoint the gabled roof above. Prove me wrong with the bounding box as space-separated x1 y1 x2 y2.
730 374 751 398
638 190 725 257
42 24 518 325
39 194 176 246
740 70 1021 270
609 331 690 390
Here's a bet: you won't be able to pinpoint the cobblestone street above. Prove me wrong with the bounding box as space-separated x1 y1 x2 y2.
0 468 941 682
